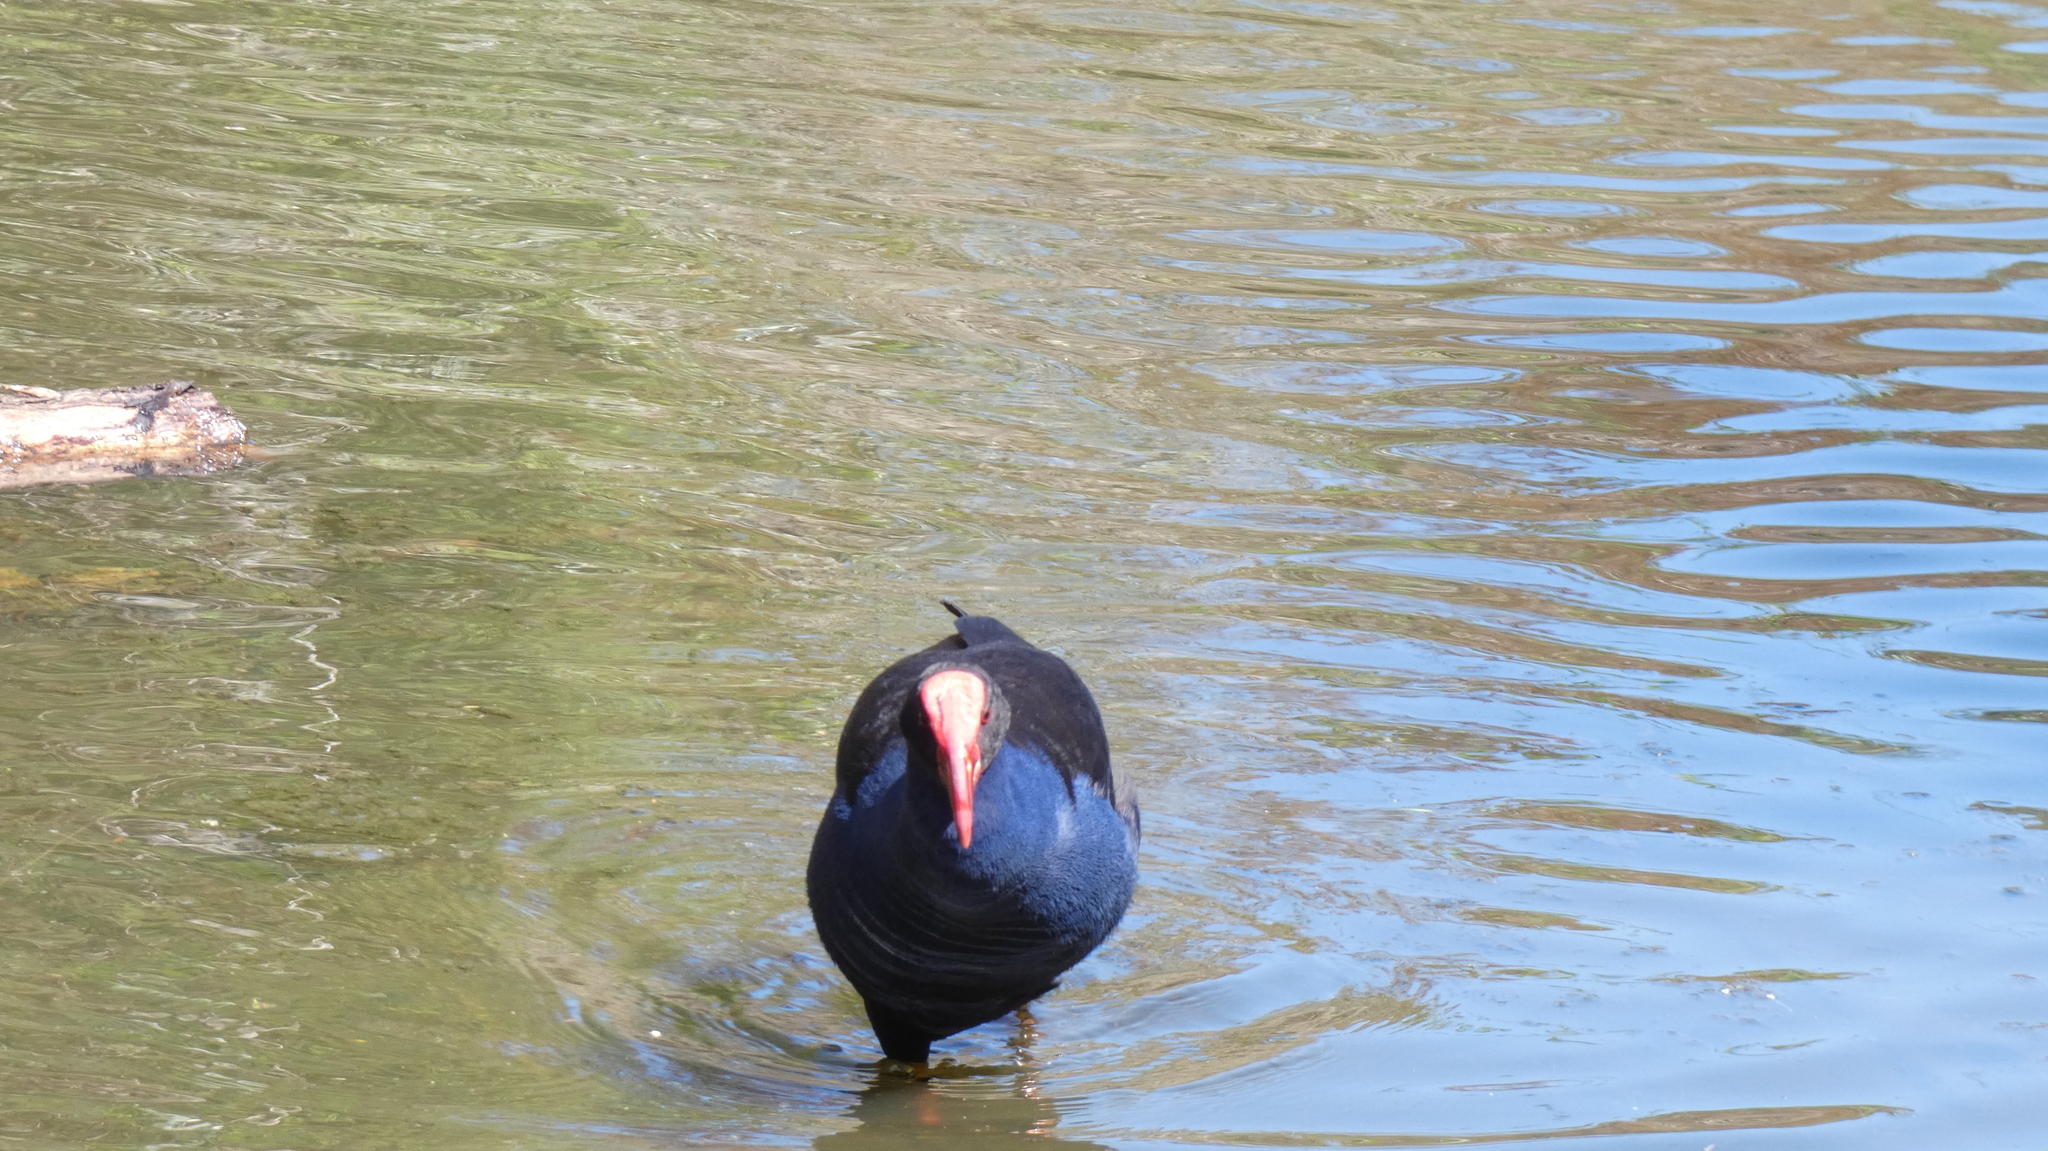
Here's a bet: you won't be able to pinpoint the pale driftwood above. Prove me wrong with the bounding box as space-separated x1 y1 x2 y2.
0 382 247 490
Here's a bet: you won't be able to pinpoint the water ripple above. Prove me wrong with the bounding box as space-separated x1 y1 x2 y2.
0 0 2042 1146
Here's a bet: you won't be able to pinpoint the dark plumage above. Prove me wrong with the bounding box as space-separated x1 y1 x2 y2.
806 603 1139 1064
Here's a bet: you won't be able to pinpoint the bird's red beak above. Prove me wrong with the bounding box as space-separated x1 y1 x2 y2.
920 670 988 850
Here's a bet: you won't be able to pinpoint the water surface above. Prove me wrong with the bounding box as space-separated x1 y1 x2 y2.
1 0 2044 1146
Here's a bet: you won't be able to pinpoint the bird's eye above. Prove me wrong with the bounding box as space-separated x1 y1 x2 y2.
981 709 991 724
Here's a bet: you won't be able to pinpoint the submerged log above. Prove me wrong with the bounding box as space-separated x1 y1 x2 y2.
0 381 247 490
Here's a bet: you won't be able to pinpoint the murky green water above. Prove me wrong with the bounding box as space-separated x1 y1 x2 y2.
2 0 2045 1145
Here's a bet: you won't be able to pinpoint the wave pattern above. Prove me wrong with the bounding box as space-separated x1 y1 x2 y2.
0 0 2043 1147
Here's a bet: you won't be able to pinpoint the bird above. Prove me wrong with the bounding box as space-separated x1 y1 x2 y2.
806 602 1139 1066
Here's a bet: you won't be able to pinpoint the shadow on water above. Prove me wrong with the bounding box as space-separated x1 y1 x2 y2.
810 1067 1898 1150
1102 1106 1908 1149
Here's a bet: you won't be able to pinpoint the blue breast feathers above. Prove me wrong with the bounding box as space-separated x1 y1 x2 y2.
812 737 1136 1004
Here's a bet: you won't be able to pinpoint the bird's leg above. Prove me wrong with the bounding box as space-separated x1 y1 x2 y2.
1010 1005 1041 1066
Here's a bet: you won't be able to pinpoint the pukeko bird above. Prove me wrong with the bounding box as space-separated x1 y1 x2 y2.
806 603 1139 1066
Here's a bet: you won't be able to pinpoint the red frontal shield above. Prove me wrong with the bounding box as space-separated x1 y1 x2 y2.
920 670 988 849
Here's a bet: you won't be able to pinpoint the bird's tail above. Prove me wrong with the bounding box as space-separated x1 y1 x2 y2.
943 600 1029 647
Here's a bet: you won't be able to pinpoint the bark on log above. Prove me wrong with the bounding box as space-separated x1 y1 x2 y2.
0 382 247 490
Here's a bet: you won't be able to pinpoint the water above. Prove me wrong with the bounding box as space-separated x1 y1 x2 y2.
0 0 2043 1145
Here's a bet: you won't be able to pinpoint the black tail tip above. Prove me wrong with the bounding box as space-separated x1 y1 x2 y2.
941 599 966 618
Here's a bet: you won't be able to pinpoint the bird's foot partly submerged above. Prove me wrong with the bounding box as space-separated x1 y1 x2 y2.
876 1057 1004 1081
877 1057 933 1081
867 1004 1048 1079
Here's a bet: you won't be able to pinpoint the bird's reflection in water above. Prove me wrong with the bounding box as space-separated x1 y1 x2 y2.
816 1016 1106 1151
813 1073 1109 1150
